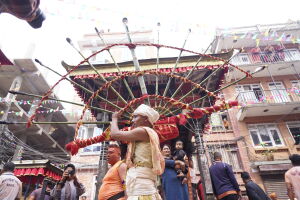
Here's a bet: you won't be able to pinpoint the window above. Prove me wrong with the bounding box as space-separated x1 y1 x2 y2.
268 82 290 103
248 124 284 147
78 125 103 153
286 122 300 145
210 112 231 132
236 84 264 103
291 80 300 89
285 49 300 61
230 53 251 65
207 144 242 170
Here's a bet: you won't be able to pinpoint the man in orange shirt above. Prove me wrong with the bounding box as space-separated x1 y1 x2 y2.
98 144 127 200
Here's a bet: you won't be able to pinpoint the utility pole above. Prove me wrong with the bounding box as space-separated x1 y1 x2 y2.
195 123 207 200
94 112 109 200
94 142 108 200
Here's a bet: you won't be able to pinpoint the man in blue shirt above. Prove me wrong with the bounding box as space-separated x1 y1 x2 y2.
241 172 270 200
209 152 240 200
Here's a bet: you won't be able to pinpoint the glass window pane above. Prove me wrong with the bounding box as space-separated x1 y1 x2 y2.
93 127 102 137
83 147 92 152
250 131 260 146
243 85 251 91
235 86 242 92
270 129 282 145
79 126 87 139
92 146 100 152
257 125 272 146
289 127 300 144
231 151 241 170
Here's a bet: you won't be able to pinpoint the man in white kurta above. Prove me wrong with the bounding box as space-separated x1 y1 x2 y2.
110 104 165 200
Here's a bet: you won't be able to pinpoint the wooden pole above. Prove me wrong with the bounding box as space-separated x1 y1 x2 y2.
170 38 217 98
0 121 110 125
8 90 114 114
169 66 266 115
35 59 124 111
158 29 191 107
66 38 128 105
95 27 135 99
160 38 216 112
174 49 240 104
122 18 149 103
155 22 161 107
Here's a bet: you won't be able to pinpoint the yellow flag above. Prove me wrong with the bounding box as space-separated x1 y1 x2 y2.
256 39 260 47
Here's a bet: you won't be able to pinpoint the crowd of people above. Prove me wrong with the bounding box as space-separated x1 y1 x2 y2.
1 104 300 200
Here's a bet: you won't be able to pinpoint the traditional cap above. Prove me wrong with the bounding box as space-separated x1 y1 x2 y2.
133 104 160 125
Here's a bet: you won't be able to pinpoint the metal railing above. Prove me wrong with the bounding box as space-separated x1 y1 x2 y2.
236 88 300 104
231 49 300 66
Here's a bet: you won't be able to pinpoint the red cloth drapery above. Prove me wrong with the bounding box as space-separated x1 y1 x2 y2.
14 167 62 184
0 49 13 65
73 65 223 79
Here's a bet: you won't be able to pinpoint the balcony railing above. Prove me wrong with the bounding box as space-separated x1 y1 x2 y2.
236 88 300 104
231 49 300 66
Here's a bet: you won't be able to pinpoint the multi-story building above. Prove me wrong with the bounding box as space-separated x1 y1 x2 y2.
0 50 75 197
211 21 300 199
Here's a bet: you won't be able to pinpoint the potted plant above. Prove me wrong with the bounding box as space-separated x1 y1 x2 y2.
260 142 274 161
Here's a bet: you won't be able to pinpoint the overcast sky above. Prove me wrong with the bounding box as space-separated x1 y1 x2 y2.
0 0 299 108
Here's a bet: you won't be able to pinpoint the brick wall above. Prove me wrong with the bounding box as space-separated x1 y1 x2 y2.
71 154 100 200
221 73 300 188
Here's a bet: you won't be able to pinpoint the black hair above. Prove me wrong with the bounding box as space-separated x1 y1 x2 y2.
241 171 251 180
108 144 120 149
119 143 127 160
162 144 171 150
3 162 15 172
213 152 222 160
289 154 300 166
46 181 54 189
64 163 76 175
175 139 183 144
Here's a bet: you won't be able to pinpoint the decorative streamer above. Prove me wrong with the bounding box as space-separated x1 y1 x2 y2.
66 99 239 155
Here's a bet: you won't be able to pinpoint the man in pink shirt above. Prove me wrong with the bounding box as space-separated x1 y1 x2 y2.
285 154 300 200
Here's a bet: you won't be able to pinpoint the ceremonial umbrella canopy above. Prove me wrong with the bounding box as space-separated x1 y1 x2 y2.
16 19 262 156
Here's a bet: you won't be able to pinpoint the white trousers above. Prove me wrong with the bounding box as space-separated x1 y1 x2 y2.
126 167 161 200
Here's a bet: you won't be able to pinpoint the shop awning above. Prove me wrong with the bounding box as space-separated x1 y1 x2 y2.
14 167 61 180
13 160 63 184
253 160 292 174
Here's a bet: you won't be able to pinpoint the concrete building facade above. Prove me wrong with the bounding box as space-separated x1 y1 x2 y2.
0 51 75 198
211 21 300 199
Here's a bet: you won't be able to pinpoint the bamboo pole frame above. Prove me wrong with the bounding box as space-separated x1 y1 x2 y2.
66 38 128 105
95 27 135 99
0 121 110 125
158 29 191 107
155 22 161 107
35 59 123 111
8 90 114 114
160 49 241 116
122 18 149 99
160 38 216 111
170 66 266 114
